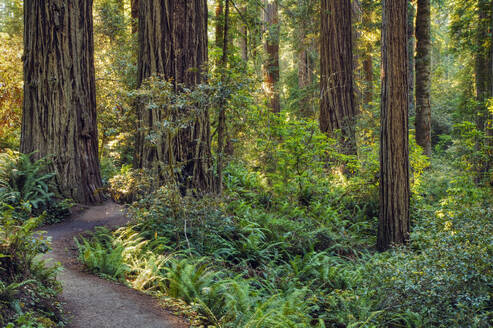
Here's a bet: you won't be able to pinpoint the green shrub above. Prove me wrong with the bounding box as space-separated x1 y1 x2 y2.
0 150 71 224
0 215 64 327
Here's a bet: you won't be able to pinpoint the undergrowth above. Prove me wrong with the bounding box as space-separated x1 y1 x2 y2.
77 145 493 327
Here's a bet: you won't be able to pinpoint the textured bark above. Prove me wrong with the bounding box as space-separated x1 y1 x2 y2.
21 0 103 204
415 0 432 156
131 0 139 34
217 0 230 194
378 0 410 251
320 0 357 154
263 0 281 113
136 0 213 193
408 2 416 114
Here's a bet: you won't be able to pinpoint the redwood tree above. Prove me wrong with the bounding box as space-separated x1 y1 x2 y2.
136 0 213 193
378 0 410 251
263 0 281 113
320 0 357 154
21 0 103 204
415 0 432 156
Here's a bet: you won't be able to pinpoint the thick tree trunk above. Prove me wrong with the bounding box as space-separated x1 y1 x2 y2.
320 0 357 154
263 0 281 113
378 0 410 251
136 0 213 193
21 0 103 204
415 0 432 156
408 1 416 114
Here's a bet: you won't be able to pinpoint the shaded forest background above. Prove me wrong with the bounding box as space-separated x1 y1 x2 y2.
0 0 492 327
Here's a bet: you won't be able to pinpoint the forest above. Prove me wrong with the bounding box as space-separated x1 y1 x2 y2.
0 0 492 327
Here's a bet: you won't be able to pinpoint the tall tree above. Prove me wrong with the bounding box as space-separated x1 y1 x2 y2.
378 0 410 251
415 0 432 156
216 0 230 194
361 0 376 108
408 1 416 113
136 0 213 193
238 4 248 62
215 0 224 48
320 0 357 154
475 0 492 132
131 0 139 34
21 0 103 204
296 0 315 116
263 0 281 113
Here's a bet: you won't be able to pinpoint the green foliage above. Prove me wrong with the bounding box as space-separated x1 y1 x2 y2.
0 151 71 224
0 214 64 327
108 165 153 204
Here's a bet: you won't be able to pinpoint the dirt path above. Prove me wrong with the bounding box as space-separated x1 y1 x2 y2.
42 201 188 328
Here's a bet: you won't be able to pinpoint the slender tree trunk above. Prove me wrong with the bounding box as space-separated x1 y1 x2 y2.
136 0 213 193
263 0 281 113
215 0 224 49
320 0 357 154
475 0 492 132
362 1 374 108
488 0 493 183
415 0 432 156
131 0 139 34
408 1 416 114
378 0 410 251
217 0 230 194
21 0 103 204
239 4 248 61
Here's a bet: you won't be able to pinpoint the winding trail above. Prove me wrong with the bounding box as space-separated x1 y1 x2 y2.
43 201 188 328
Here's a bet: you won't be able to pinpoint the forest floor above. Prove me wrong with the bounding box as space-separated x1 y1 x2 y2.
42 201 188 328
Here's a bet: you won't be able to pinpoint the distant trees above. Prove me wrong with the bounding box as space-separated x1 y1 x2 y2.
415 0 432 156
136 0 213 193
263 0 281 113
378 0 410 251
21 0 103 204
320 0 357 154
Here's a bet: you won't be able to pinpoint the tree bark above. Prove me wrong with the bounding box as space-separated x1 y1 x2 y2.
362 0 374 108
21 0 103 204
475 0 492 132
239 5 248 61
378 0 410 251
263 0 281 113
320 0 357 154
408 1 416 114
215 0 224 49
217 0 230 194
136 0 213 193
415 0 432 156
131 0 139 34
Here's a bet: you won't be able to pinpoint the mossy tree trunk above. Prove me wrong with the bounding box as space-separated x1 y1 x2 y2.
21 0 103 204
378 0 410 251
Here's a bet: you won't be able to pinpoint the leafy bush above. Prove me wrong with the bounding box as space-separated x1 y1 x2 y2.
0 151 71 225
108 165 153 204
0 214 64 327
